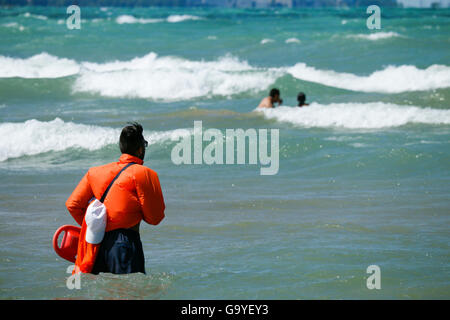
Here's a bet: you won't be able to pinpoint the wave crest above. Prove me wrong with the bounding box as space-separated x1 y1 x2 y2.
116 15 163 24
287 63 450 93
0 53 79 78
347 32 402 41
115 14 202 24
23 12 48 20
256 103 450 129
1 52 449 96
0 118 190 162
74 53 280 100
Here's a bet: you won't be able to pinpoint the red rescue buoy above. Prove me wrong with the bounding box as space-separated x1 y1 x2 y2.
52 225 81 263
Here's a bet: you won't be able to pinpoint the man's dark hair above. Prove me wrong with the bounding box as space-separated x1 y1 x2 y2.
297 92 306 106
269 88 280 98
120 122 145 155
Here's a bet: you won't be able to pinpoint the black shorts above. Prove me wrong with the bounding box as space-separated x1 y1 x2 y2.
91 228 146 275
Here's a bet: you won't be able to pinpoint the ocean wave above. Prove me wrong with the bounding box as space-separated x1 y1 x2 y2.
0 118 191 162
115 14 202 24
23 12 48 20
115 15 164 24
285 37 301 44
0 53 79 78
260 38 274 44
166 14 203 23
287 63 450 93
2 22 25 31
256 103 450 129
347 31 402 41
74 53 280 100
1 52 449 96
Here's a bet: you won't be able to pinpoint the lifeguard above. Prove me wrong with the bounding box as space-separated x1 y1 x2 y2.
66 122 165 274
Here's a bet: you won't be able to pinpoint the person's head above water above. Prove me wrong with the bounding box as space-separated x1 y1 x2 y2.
297 92 307 106
269 88 282 105
270 88 280 99
120 122 148 160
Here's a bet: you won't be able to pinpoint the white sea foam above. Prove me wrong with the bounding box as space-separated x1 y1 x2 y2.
74 53 281 100
285 38 301 44
115 14 202 24
0 118 191 162
256 103 450 129
166 14 203 23
23 12 48 20
0 53 79 78
3 22 18 27
261 38 274 44
2 22 25 31
115 15 163 24
325 136 364 142
287 63 450 93
349 143 369 148
347 32 402 41
1 52 449 96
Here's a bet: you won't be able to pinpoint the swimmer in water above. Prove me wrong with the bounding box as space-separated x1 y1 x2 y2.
297 92 309 107
257 88 283 108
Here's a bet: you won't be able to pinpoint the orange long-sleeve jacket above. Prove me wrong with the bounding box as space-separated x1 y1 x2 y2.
66 153 165 273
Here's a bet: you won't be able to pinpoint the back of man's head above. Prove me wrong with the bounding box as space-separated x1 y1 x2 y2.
120 122 145 156
269 88 280 98
297 92 306 106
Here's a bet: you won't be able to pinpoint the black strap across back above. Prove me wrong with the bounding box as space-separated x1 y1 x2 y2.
100 162 136 203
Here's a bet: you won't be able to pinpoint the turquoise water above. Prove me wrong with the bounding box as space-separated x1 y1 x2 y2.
0 6 449 299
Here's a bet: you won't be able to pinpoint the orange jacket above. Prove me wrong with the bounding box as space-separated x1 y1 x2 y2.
66 153 165 273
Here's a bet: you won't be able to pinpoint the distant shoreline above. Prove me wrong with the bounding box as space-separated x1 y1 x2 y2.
0 0 402 9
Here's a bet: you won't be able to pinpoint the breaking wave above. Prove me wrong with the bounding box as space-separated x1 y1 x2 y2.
0 53 80 78
347 32 402 41
73 53 280 100
115 14 203 24
256 103 450 129
1 52 449 97
0 118 191 161
287 63 450 93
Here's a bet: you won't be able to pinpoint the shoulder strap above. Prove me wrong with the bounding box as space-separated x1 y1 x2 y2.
100 162 135 203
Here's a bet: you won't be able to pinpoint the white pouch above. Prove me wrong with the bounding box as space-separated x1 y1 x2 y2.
84 199 107 244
